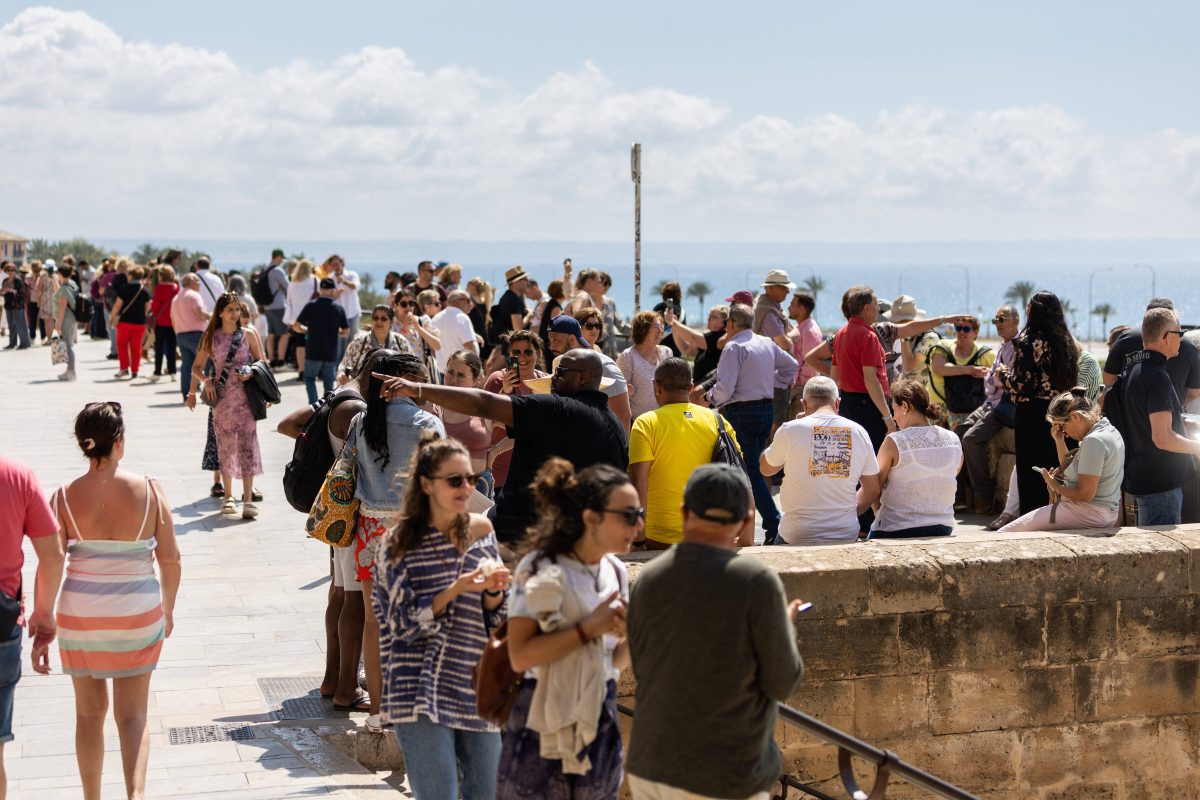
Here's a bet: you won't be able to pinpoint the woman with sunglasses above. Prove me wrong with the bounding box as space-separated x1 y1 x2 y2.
497 459 640 800
928 315 995 429
574 306 606 352
441 350 496 497
482 330 548 496
338 304 410 385
616 311 672 420
350 351 445 734
393 291 441 376
186 292 267 519
45 401 181 800
373 435 511 799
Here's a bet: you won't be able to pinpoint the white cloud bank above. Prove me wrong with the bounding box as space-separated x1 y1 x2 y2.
1 5 1198 241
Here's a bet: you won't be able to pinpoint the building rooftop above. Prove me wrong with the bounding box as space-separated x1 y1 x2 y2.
0 230 28 242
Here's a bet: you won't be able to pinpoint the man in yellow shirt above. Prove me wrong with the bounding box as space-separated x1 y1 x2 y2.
629 358 745 549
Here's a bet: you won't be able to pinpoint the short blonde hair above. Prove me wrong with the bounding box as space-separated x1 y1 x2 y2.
158 264 177 283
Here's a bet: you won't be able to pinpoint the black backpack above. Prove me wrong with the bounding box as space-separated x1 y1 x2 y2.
250 265 279 307
933 344 992 414
282 390 363 513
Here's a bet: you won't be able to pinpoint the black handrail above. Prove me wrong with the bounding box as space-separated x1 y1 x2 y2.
615 702 980 800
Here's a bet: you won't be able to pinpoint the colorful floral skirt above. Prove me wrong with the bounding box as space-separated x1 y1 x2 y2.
354 512 395 583
495 679 622 800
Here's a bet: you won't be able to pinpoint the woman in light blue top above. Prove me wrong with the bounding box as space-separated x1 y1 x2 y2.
350 350 444 733
1001 386 1125 532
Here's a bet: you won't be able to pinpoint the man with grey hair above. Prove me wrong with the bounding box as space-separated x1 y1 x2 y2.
760 375 881 545
1108 306 1200 525
430 288 479 373
697 302 798 544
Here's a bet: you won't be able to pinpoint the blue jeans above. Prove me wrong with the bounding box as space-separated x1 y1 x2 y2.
394 715 500 800
303 359 337 404
0 626 21 743
5 308 30 348
339 314 360 361
177 331 203 401
722 399 780 542
1135 487 1183 526
475 469 495 500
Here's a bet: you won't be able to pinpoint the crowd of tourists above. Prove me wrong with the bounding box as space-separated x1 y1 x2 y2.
4 245 1200 800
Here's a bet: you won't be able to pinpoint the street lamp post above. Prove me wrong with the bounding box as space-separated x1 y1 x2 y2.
631 143 642 313
1087 266 1116 345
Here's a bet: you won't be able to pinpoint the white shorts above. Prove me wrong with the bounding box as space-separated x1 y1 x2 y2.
331 545 362 592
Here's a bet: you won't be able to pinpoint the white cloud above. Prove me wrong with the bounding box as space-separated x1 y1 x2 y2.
0 5 1198 241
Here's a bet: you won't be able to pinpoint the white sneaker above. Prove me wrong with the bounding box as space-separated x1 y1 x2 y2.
241 501 259 520
57 370 76 382
146 374 160 383
220 498 237 515
114 370 130 380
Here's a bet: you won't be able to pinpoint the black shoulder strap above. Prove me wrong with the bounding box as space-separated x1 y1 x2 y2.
967 345 992 367
214 329 244 394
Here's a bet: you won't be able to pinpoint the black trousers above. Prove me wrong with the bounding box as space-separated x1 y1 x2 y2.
154 325 177 375
1014 398 1055 514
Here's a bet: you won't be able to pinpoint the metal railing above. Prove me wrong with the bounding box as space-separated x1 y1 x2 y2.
616 702 980 800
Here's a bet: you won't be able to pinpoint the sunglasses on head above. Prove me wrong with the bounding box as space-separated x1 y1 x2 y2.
582 322 603 331
430 472 480 488
600 506 646 526
954 325 975 333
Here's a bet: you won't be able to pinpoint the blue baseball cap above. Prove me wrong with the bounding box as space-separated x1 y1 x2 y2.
549 315 589 349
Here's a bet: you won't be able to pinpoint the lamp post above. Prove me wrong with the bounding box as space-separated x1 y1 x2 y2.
631 143 642 313
1087 266 1115 345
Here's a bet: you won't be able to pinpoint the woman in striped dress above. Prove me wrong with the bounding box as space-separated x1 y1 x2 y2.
373 436 511 800
47 402 182 800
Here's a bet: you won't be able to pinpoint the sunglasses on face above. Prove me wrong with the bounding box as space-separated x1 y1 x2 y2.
954 325 975 333
372 315 391 323
397 300 416 308
582 322 603 331
509 348 535 357
991 317 1007 325
1166 329 1185 338
554 365 585 377
600 506 646 526
430 472 480 488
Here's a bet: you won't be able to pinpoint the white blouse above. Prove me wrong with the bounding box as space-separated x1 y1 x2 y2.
872 424 962 533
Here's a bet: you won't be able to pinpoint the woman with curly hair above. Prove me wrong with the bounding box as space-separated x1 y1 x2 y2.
616 311 671 420
497 459 641 800
350 351 445 733
997 290 1079 513
373 435 511 799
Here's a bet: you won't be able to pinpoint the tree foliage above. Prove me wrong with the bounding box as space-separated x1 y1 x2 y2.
1091 303 1117 334
1004 281 1037 307
27 237 117 265
127 242 212 266
686 281 713 316
801 274 826 306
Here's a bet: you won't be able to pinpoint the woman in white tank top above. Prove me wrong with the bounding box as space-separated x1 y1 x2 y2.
871 379 962 538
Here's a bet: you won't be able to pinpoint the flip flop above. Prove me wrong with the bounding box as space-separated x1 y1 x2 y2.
331 692 371 712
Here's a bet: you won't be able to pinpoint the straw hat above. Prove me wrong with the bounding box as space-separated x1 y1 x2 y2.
504 266 528 285
884 295 926 323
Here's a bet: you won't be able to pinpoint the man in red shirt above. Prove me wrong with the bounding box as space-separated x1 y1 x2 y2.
0 457 65 792
831 286 896 451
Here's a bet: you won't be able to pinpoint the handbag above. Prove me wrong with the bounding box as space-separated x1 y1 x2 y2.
711 411 747 472
305 415 362 548
50 337 68 365
473 619 522 725
202 329 243 408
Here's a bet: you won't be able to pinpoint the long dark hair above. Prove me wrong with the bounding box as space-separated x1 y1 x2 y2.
524 458 631 568
385 434 468 563
1022 291 1078 392
198 292 243 355
363 351 426 468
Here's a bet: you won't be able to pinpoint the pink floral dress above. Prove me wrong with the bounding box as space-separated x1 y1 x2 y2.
211 329 262 479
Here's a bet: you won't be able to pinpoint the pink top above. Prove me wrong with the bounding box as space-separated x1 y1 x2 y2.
443 415 491 461
790 317 823 385
150 282 180 329
170 287 209 333
0 458 59 599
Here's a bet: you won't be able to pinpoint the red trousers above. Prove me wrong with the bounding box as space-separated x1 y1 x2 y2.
116 322 145 374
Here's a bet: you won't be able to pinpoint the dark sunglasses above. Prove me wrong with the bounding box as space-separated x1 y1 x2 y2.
601 506 646 526
1166 329 1185 337
990 317 1007 325
397 300 416 308
582 322 603 331
371 315 391 322
509 348 535 357
430 472 480 488
954 325 975 333
554 365 585 377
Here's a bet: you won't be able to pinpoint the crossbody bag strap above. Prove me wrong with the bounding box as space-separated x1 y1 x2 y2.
214 329 244 395
117 287 146 322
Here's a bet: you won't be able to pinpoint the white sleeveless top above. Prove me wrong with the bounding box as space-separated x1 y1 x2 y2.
872 424 961 533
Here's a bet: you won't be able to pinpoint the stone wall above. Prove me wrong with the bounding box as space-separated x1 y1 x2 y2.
622 526 1200 799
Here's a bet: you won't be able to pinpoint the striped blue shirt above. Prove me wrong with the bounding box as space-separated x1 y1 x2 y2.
371 526 506 731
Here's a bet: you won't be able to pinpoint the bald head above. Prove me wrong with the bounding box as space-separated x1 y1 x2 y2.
181 274 199 289
554 348 604 395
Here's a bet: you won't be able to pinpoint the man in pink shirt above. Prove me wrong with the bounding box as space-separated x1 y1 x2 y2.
171 274 211 403
787 291 823 420
0 456 64 791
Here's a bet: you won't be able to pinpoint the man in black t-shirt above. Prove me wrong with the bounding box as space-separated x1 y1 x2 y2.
371 348 628 543
1109 307 1200 525
293 278 349 404
491 266 529 345
1104 297 1200 407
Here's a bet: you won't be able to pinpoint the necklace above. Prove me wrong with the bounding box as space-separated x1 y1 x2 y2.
572 551 602 592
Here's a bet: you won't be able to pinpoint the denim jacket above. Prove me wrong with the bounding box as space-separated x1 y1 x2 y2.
349 398 445 514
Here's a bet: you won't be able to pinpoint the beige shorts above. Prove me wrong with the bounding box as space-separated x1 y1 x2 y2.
627 774 769 800
331 544 362 592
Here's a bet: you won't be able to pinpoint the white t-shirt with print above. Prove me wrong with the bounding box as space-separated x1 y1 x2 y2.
762 411 879 545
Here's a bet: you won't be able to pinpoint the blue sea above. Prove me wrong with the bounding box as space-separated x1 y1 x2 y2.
95 238 1200 341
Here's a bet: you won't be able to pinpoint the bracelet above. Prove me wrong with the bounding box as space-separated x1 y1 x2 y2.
417 384 422 400
574 623 590 645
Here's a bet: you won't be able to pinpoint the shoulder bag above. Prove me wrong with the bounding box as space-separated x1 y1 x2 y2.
711 410 748 472
305 414 362 548
202 329 244 408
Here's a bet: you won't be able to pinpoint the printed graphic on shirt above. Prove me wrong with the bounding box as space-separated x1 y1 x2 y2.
809 426 852 478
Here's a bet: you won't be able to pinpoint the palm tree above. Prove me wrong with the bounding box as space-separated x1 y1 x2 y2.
686 281 713 317
1092 303 1116 336
131 242 159 264
1004 281 1036 308
651 279 670 298
1060 299 1077 336
801 274 826 305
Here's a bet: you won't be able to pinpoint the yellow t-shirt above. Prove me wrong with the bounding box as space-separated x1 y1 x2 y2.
927 339 996 407
629 403 741 545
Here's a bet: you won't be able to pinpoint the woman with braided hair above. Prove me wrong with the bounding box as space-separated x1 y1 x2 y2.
349 350 445 733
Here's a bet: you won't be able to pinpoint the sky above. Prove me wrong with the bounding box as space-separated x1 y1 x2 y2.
1 1 1198 243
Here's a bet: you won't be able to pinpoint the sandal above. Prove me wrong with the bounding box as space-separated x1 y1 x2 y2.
332 691 371 712
220 498 237 516
210 482 225 498
242 502 259 520
251 489 263 502
986 512 1016 532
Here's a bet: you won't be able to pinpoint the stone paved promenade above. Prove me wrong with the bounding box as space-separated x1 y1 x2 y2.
3 337 402 798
